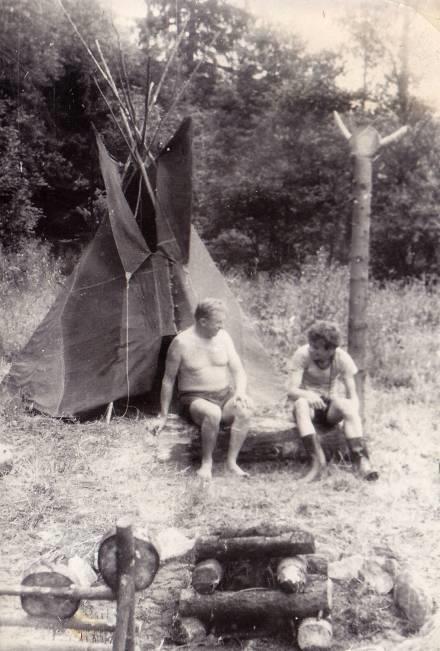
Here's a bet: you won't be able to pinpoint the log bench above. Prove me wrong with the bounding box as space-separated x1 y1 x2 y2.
156 415 349 465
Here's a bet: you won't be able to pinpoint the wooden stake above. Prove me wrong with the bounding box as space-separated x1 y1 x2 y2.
105 402 114 424
112 519 136 651
0 641 111 651
0 584 113 600
0 613 115 633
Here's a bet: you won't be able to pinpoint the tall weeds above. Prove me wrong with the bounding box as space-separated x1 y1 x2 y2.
0 240 63 357
229 250 439 405
1 244 438 405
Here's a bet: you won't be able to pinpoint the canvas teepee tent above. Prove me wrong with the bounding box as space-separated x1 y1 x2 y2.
3 117 284 418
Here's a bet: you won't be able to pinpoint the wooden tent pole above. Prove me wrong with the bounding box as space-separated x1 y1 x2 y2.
105 402 114 424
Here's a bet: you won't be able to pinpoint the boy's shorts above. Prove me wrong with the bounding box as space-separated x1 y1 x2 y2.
312 395 332 427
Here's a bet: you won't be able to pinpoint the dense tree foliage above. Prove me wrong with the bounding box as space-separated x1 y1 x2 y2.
0 0 438 279
0 0 127 247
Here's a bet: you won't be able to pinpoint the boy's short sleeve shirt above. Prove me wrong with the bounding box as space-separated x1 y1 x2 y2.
290 344 358 397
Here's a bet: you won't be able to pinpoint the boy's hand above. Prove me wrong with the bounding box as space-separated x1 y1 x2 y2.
304 391 326 410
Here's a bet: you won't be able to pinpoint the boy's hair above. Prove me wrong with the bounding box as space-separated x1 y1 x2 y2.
308 320 341 349
195 298 226 321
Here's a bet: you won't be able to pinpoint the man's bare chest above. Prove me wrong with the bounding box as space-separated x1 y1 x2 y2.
181 341 228 371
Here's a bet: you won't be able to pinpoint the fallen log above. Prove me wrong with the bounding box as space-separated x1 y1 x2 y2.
297 617 333 650
156 415 348 465
192 559 224 594
210 522 307 538
97 526 160 592
178 579 332 624
195 530 315 562
277 557 308 593
20 565 80 619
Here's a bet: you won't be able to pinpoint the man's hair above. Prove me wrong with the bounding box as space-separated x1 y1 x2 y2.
195 298 226 321
308 320 341 349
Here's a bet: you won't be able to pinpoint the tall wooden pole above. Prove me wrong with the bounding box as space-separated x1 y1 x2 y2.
348 126 380 414
112 519 136 651
334 113 408 416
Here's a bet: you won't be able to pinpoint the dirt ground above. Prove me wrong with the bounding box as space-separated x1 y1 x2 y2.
0 381 439 650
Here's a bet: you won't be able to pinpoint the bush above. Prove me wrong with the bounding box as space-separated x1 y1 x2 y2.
0 239 63 356
367 280 439 400
228 248 349 372
227 251 439 404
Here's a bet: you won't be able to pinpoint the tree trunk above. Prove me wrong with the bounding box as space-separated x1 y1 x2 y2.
178 579 332 624
349 138 375 417
195 530 315 562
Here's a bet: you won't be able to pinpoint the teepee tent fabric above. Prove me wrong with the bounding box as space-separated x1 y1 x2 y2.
4 118 284 417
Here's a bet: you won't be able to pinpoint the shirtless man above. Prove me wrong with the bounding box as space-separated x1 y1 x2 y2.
287 320 378 482
154 298 252 479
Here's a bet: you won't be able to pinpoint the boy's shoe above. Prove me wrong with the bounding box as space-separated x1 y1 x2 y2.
358 456 379 481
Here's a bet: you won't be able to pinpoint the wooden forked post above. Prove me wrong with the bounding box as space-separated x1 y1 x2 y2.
0 520 159 651
333 111 408 416
112 519 136 651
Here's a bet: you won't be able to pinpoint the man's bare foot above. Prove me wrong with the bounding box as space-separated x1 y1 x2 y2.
225 461 249 477
196 463 213 480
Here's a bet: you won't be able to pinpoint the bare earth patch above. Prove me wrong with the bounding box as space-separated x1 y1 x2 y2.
0 385 439 649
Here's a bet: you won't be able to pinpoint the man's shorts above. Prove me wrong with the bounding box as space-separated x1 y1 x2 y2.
178 386 234 422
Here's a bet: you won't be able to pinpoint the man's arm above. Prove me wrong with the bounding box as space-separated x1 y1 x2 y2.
224 333 247 398
342 374 360 411
153 337 182 434
287 367 325 410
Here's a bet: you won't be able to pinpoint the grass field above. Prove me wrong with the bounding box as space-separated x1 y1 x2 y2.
0 245 439 650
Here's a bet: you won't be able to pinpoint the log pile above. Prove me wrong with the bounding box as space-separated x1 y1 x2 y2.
172 526 333 648
0 521 160 651
157 415 349 465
